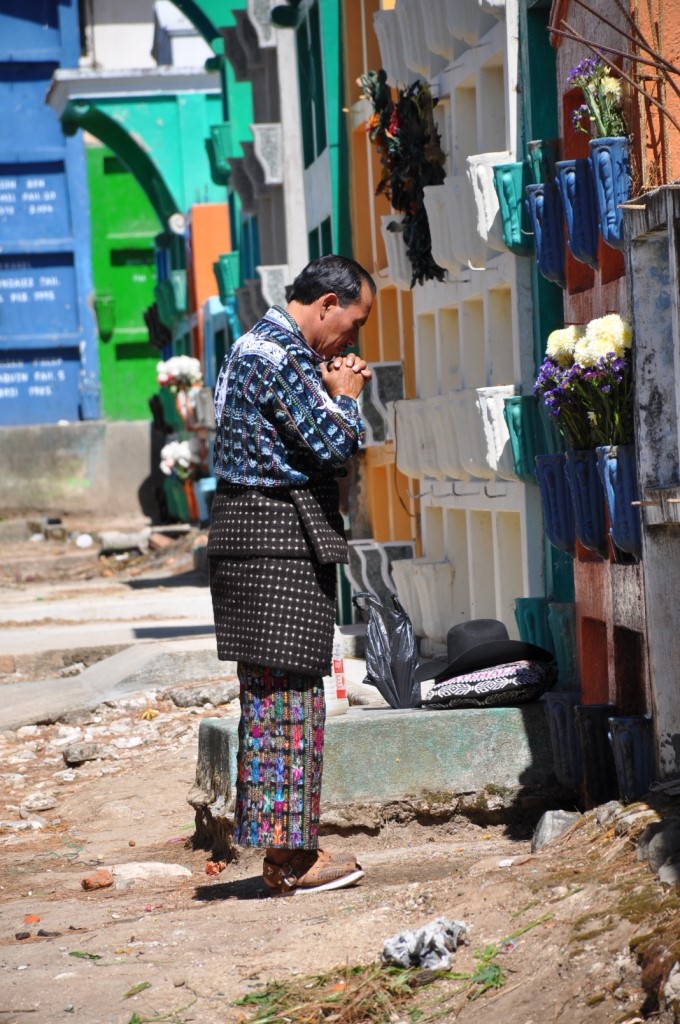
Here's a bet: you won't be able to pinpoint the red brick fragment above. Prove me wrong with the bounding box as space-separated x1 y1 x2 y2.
81 868 114 891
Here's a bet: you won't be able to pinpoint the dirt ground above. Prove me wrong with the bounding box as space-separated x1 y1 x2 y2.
1 524 679 1024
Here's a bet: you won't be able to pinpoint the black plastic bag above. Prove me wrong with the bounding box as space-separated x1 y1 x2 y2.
352 592 420 708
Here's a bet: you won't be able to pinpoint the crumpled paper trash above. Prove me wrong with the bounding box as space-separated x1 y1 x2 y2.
381 916 470 970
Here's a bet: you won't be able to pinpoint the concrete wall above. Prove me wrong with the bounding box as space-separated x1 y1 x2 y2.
0 421 159 518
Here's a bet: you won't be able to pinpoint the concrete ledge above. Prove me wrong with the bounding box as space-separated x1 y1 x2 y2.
0 639 236 731
0 421 157 516
192 704 555 827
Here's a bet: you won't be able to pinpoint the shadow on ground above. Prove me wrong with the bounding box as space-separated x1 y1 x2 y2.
133 624 215 639
125 569 206 590
194 875 270 901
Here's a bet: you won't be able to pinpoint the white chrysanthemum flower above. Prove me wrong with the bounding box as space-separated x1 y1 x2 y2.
601 76 621 100
159 438 201 476
546 325 584 366
156 355 203 386
574 335 613 366
584 314 632 356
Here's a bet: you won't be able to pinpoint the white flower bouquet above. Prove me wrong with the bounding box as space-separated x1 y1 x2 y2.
159 438 202 481
535 314 633 449
156 355 203 389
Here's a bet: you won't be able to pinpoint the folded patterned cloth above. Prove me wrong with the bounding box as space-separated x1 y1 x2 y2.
420 658 556 710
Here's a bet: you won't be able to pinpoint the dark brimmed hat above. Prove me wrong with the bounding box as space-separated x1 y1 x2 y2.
415 618 555 684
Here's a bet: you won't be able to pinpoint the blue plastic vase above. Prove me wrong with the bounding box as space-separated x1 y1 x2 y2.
503 395 546 482
564 448 608 558
555 158 599 267
588 137 632 250
608 715 654 803
492 162 533 256
544 690 583 790
574 703 619 806
515 597 556 654
547 602 577 690
535 452 576 555
596 444 642 558
525 181 566 287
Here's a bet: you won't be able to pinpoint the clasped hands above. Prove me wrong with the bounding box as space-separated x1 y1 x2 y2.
320 353 372 400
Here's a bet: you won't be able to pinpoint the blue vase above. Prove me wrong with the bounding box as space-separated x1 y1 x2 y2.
492 162 533 256
574 703 619 806
555 158 599 268
596 444 642 558
503 395 546 482
564 448 608 558
547 602 577 690
525 182 565 287
535 453 576 555
608 715 654 803
515 597 556 654
537 397 566 455
588 137 632 251
527 138 560 185
544 691 583 790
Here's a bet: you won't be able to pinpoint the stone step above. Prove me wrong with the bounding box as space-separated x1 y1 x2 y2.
191 703 557 846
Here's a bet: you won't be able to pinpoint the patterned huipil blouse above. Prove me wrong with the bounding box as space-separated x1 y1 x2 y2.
212 305 365 488
208 305 366 676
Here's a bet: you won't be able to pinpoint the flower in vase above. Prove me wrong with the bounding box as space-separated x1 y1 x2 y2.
156 355 203 390
535 315 634 449
159 438 202 481
567 57 627 139
546 325 585 366
574 313 632 365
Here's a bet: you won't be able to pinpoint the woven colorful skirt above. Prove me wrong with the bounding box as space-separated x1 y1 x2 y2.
234 662 326 849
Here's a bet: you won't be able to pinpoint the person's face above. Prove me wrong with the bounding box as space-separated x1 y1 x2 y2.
311 283 374 360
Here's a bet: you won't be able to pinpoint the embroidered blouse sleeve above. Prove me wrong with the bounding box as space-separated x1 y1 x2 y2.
268 347 365 467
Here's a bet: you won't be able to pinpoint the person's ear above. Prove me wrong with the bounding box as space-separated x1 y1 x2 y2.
319 292 339 319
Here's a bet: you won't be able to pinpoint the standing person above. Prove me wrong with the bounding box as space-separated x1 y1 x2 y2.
207 255 375 896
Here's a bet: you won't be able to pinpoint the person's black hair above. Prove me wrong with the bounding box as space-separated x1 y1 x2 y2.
288 255 376 307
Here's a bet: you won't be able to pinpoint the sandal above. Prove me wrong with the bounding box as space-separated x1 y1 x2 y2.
262 849 364 896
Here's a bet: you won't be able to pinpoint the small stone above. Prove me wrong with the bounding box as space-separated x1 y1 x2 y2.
637 821 664 862
15 931 31 941
62 742 104 767
0 819 43 832
658 853 680 887
648 823 680 872
173 977 186 988
663 962 680 1016
21 793 58 813
128 839 136 847
16 725 40 738
596 800 622 825
168 681 239 708
111 861 192 882
98 529 149 554
59 663 86 678
531 810 581 852
111 736 143 750
81 869 114 891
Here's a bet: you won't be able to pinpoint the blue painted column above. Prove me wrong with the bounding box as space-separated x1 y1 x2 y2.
0 0 98 425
